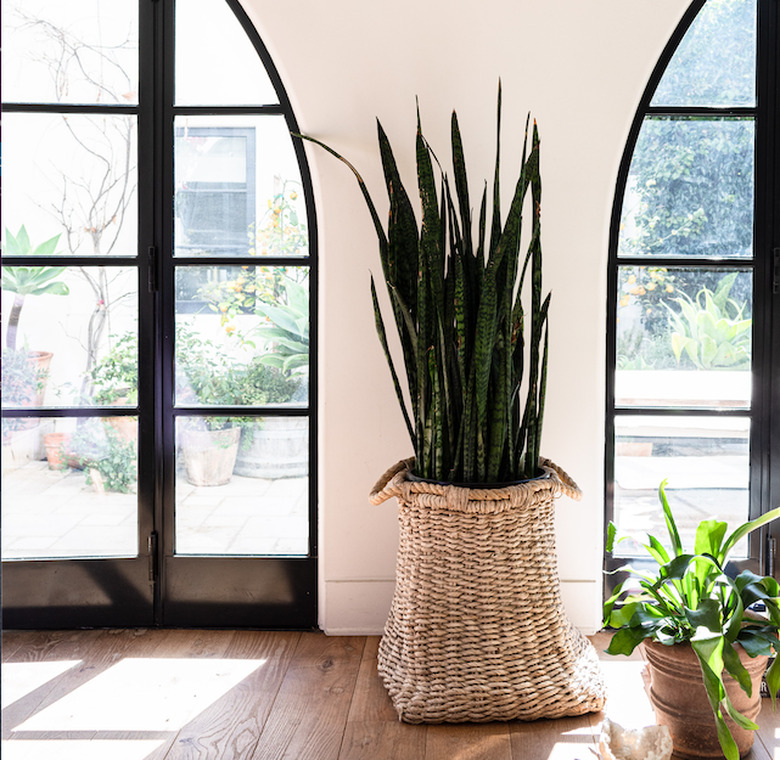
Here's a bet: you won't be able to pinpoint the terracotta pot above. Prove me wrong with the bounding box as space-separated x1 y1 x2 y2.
44 432 71 470
180 427 240 486
642 639 767 758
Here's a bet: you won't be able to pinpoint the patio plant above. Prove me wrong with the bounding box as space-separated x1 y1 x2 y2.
252 273 309 378
1 347 45 438
663 271 751 370
89 331 138 405
299 84 548 484
68 419 137 493
2 226 69 351
603 480 780 760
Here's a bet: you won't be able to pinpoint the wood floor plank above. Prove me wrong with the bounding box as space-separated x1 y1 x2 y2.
340 636 427 760
340 721 427 760
509 716 596 760
752 698 780 760
4 629 235 754
2 629 108 736
249 634 364 760
344 636 395 723
155 631 300 760
427 722 512 760
5 629 780 760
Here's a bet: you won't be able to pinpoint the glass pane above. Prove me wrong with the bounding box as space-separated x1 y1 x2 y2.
175 0 277 106
3 113 138 257
175 266 309 406
613 415 749 558
1 0 138 105
1 267 138 407
175 416 308 555
617 117 754 258
174 116 306 258
615 267 751 408
2 416 138 560
651 0 756 108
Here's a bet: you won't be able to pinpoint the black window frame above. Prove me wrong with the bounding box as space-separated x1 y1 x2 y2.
604 0 780 598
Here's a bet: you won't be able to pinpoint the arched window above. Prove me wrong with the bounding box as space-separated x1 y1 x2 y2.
605 0 779 583
1 0 317 628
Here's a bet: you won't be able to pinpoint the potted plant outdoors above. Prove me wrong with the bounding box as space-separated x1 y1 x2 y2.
66 418 137 493
231 272 310 479
1 347 49 471
232 358 306 479
603 480 780 760
297 85 606 723
88 331 139 443
175 324 242 486
663 271 751 371
2 227 69 405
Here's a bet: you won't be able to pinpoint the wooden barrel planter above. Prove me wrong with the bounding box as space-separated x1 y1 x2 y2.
370 458 606 723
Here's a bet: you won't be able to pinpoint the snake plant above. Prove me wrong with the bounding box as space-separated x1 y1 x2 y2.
300 85 549 483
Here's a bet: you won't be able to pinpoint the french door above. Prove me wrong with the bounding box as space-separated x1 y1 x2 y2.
605 0 779 585
1 0 317 628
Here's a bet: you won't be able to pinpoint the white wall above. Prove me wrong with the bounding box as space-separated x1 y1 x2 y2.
239 0 691 634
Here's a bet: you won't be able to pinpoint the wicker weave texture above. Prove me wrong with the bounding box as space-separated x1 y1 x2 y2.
370 458 607 723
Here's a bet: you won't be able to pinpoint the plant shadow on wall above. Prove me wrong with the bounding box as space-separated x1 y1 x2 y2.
296 84 607 724
604 482 780 760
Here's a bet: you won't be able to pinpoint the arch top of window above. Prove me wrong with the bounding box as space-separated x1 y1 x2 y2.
175 0 279 107
649 0 757 109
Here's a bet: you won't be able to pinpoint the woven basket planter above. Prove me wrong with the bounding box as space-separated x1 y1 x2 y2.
370 457 606 723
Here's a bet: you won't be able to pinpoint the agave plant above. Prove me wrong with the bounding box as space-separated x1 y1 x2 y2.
254 273 309 377
2 226 68 351
664 272 751 370
299 86 548 483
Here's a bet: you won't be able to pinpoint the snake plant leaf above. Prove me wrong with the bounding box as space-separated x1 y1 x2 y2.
476 181 487 272
489 80 503 261
450 112 472 260
378 120 419 305
294 133 388 253
371 276 415 444
299 87 551 483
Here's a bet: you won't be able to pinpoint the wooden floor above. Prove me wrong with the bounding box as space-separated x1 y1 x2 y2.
2 629 780 760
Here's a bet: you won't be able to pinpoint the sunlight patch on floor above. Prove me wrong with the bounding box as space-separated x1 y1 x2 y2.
1 661 82 709
13 657 266 732
1 740 165 760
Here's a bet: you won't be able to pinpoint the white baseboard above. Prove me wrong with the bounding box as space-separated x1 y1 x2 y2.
319 577 600 636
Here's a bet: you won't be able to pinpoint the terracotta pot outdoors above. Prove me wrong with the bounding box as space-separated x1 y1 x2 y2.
180 427 240 486
642 639 767 759
44 432 71 470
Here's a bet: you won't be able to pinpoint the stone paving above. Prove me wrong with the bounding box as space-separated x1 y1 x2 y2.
2 454 308 561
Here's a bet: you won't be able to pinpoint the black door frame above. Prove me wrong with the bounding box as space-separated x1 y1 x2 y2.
1 0 318 629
